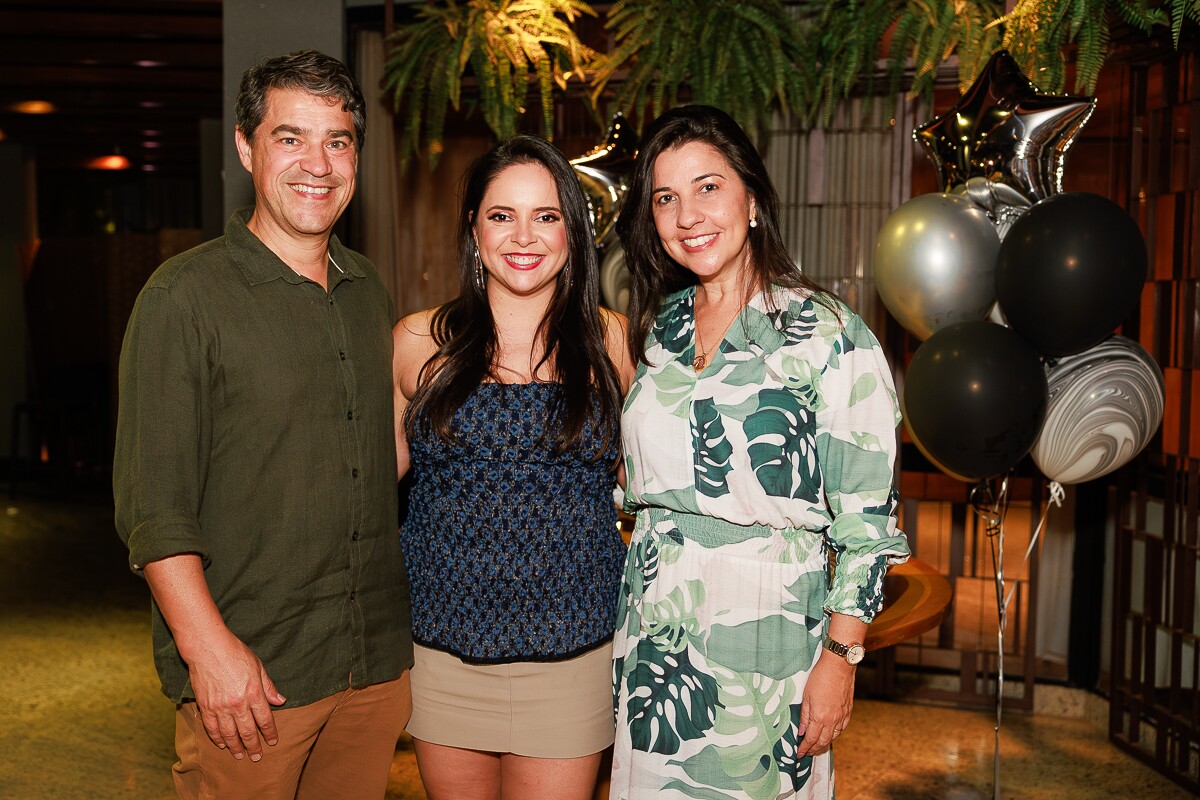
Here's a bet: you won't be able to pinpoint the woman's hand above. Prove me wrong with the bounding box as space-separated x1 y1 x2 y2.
795 648 855 757
796 612 866 756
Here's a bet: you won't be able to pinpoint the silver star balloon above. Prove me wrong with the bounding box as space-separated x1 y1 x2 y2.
571 112 637 249
951 176 1031 240
914 50 1096 202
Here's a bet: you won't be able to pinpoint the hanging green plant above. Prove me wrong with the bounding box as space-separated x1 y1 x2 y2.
790 0 1002 121
589 0 809 138
994 0 1170 94
886 0 1004 98
383 0 599 167
1166 0 1200 47
381 0 1200 172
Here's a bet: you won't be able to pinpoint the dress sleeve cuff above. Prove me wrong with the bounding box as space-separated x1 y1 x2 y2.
822 513 911 623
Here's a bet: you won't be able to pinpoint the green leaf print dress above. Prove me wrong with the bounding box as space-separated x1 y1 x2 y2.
612 286 911 800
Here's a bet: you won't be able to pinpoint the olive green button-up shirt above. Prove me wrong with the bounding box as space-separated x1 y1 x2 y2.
114 209 412 708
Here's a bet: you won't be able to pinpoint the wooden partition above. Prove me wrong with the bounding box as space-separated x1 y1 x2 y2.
1105 42 1200 794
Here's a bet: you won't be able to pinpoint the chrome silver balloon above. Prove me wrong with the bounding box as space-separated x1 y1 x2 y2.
873 192 1001 341
570 112 637 249
951 177 1031 241
1031 336 1164 484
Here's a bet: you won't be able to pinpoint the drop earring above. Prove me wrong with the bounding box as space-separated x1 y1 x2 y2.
749 217 758 229
474 247 486 289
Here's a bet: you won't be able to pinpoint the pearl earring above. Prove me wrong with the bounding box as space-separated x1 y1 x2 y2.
749 217 758 229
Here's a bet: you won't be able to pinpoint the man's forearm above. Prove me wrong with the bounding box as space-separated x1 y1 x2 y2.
142 553 230 663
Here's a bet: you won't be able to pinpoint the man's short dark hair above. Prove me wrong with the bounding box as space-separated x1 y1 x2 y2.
235 49 366 149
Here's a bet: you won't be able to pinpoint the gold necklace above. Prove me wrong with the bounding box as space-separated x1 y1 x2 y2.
692 302 742 371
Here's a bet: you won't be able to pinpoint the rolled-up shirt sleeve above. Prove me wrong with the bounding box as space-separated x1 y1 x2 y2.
114 284 210 572
814 312 910 622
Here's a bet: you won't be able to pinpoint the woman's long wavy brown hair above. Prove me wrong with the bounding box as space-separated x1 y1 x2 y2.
404 135 622 457
618 104 834 365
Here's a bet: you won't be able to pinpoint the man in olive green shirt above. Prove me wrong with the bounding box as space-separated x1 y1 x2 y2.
114 51 411 800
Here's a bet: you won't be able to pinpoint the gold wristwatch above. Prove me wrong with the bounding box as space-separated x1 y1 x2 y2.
824 635 865 665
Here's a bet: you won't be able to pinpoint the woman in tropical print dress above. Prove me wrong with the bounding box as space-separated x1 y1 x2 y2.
611 105 911 800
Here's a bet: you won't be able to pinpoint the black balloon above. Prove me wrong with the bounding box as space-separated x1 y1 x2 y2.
996 192 1147 357
902 321 1049 483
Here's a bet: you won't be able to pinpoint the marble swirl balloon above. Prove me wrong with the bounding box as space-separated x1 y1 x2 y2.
1031 336 1164 484
599 243 631 314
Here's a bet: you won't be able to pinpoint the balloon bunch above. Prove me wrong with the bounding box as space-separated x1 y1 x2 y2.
874 52 1164 800
877 50 1163 487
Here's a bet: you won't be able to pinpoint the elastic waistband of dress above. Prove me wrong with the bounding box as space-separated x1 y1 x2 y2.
638 506 803 547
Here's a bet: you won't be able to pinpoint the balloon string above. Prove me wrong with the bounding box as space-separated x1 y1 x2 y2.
974 477 1064 800
972 475 1010 800
1001 480 1064 612
991 475 1007 800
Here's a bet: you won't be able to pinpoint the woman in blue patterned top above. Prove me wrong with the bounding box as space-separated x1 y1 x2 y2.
610 106 910 799
393 135 634 800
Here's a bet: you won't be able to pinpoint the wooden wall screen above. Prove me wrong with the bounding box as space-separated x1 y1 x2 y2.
1107 42 1200 794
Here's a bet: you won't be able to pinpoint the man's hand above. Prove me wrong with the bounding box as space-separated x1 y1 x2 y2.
142 554 287 762
187 631 287 761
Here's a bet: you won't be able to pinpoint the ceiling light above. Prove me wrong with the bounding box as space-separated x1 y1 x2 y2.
11 100 55 114
88 154 131 170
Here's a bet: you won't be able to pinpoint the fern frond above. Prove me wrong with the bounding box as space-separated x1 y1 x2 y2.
594 0 807 133
383 0 600 168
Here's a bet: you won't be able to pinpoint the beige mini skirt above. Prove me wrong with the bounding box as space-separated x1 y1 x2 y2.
406 642 615 758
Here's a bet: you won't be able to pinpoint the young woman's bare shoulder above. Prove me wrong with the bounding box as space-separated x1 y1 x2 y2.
394 307 438 343
600 307 629 339
600 307 635 391
393 307 441 385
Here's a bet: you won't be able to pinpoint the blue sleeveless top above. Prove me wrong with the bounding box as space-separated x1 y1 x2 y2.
401 382 625 664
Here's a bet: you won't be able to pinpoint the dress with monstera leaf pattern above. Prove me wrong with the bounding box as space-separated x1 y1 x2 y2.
612 286 911 800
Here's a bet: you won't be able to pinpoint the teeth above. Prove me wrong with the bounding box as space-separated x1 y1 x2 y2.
507 255 541 265
684 233 716 247
293 185 331 195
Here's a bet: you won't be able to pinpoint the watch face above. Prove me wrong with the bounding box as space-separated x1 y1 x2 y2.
846 644 865 665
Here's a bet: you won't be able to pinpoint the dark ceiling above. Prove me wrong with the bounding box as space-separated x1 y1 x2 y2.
0 0 222 175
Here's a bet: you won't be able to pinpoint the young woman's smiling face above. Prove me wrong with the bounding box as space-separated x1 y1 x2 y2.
474 162 568 302
650 141 757 286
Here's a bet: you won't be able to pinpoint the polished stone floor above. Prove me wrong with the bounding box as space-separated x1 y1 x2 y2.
0 495 1191 800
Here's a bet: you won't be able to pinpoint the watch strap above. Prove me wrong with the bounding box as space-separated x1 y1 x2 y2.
824 635 864 662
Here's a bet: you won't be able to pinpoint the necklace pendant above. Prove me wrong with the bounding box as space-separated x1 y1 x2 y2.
692 354 707 370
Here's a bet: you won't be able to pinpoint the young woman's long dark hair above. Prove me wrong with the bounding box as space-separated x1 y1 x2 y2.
617 104 834 365
405 135 622 457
